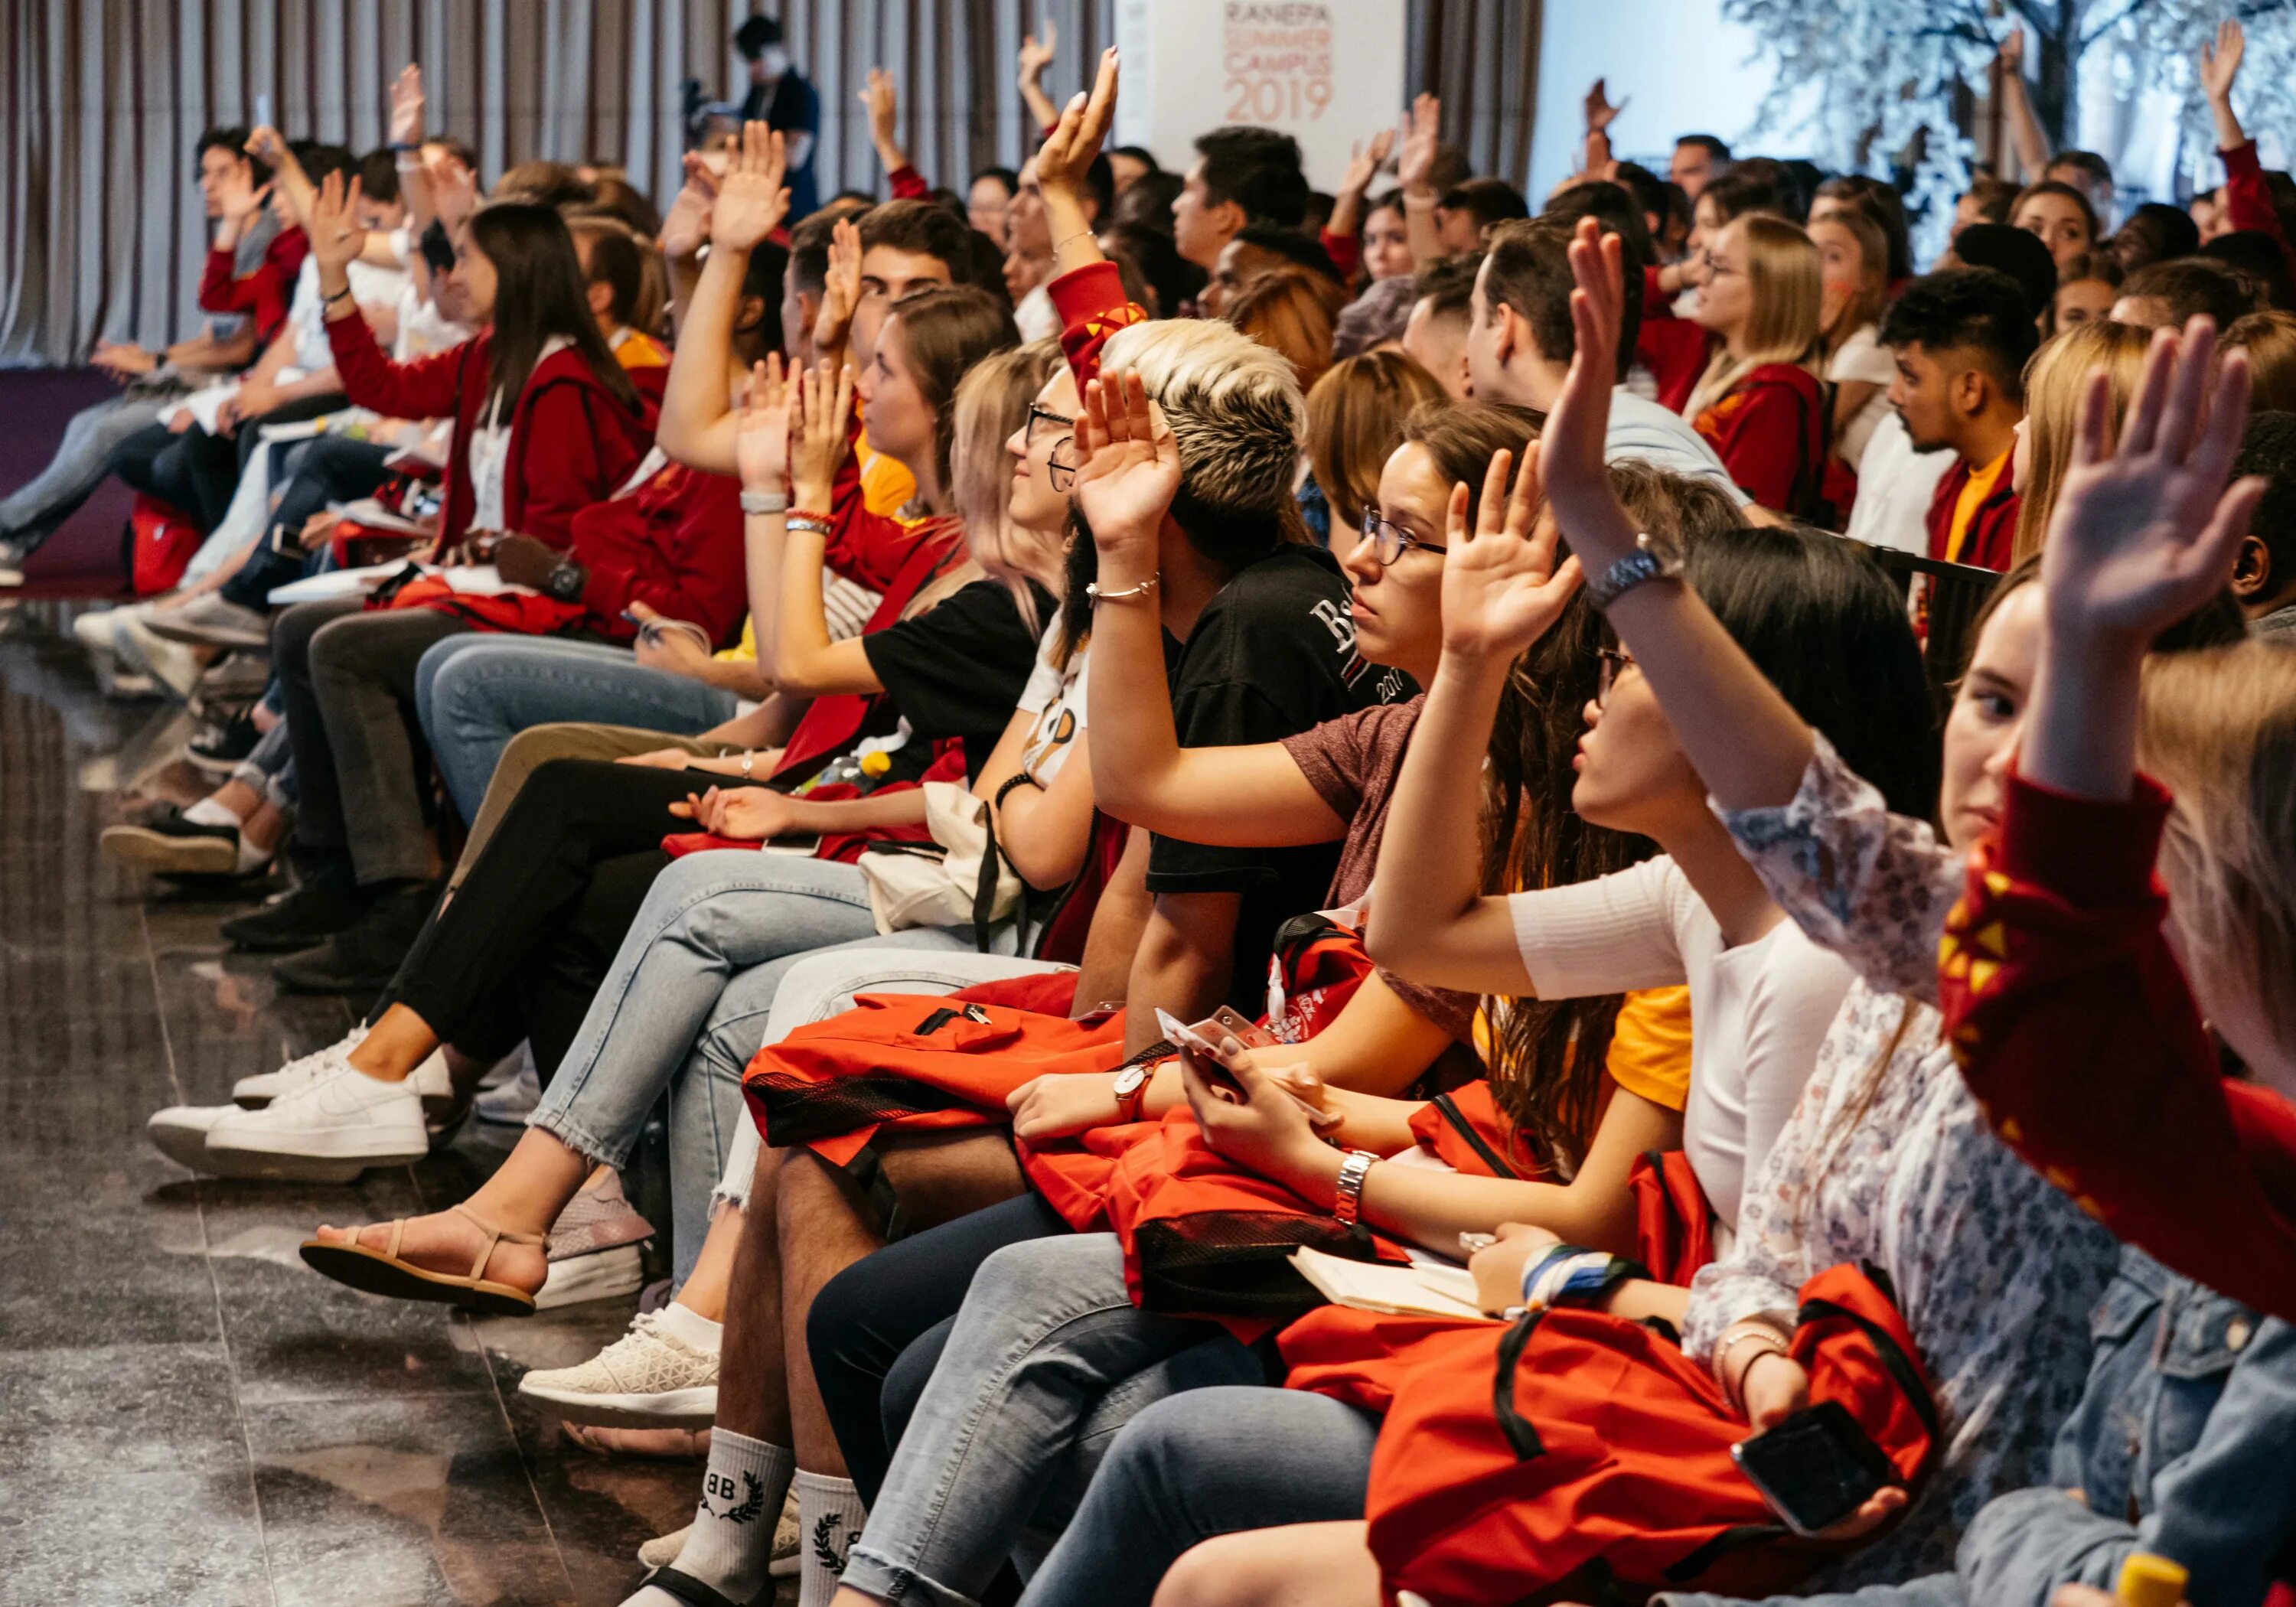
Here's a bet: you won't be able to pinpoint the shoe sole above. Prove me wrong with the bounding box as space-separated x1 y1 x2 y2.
221 925 334 955
516 1380 719 1428
272 962 401 995
141 617 271 650
185 746 258 778
200 1136 426 1184
148 1113 227 1169
534 1244 647 1311
299 1240 538 1317
101 825 239 876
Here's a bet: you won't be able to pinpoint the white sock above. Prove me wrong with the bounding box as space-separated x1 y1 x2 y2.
670 1429 792 1600
794 1470 867 1607
657 1299 723 1357
184 797 243 829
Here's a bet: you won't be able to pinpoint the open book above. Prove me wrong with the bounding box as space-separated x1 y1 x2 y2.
1290 1247 1495 1322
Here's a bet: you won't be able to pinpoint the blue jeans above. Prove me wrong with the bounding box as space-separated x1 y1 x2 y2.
840 1234 1262 1607
0 391 170 549
524 849 989 1281
415 634 743 823
1017 1386 1379 1607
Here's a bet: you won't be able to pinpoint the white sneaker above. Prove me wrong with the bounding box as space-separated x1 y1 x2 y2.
232 1026 371 1107
72 603 134 654
117 610 210 699
517 1309 719 1426
201 1061 428 1183
148 1103 236 1170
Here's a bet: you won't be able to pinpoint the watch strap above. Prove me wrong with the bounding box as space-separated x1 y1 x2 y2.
1332 1149 1378 1226
1586 533 1684 611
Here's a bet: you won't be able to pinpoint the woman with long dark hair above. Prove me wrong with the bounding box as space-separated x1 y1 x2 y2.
256 175 661 975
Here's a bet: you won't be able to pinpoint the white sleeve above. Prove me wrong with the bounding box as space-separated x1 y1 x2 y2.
1736 926 1855 1194
1507 857 1691 999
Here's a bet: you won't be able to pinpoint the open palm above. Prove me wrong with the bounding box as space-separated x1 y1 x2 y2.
1440 448 1583 660
713 122 788 252
734 356 793 493
2042 318 2261 647
1071 371 1180 555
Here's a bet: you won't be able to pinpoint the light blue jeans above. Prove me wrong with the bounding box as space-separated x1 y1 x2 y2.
524 848 1022 1282
414 634 743 823
0 391 170 549
841 1234 1263 1607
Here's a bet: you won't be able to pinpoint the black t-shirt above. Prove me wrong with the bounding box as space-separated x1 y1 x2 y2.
1148 544 1414 1009
741 70 820 217
863 579 1052 784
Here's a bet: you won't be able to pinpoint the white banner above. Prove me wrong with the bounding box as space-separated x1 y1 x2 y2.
1113 0 1411 194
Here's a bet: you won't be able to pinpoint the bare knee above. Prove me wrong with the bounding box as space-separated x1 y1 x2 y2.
1154 1536 1263 1607
875 1129 1025 1231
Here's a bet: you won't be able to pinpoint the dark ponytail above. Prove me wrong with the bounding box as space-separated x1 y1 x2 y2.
468 201 641 417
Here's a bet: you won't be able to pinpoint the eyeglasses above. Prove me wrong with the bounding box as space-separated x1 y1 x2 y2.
1596 647 1637 706
1357 510 1449 567
1026 403 1074 444
1028 405 1081 492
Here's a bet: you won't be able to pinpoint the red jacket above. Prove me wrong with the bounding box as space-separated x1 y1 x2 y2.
324 313 657 550
1049 261 1149 390
1923 455 2020 571
1636 266 1711 413
1942 770 2296 1327
2220 139 2296 292
199 226 309 347
564 463 745 644
1691 362 1828 515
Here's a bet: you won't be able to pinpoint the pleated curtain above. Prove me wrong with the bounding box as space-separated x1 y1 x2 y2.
0 0 1539 365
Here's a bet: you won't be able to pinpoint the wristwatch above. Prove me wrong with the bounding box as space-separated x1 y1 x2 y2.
1111 1064 1150 1123
543 558 588 604
1332 1149 1379 1226
1584 530 1687 612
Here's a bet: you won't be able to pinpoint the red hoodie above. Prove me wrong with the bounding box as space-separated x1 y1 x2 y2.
199 226 310 347
1691 363 1830 517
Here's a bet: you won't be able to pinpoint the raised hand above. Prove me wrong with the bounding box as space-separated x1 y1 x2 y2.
1995 27 2024 73
788 359 855 511
1397 93 1442 195
1019 18 1058 83
1339 128 1395 199
389 63 426 147
812 215 864 354
1439 448 1583 662
734 356 794 494
659 152 719 259
2041 318 2261 651
1071 370 1181 557
1536 218 1637 571
306 170 370 278
1036 47 1119 198
1583 77 1626 133
2199 18 2244 105
711 122 789 253
861 67 900 154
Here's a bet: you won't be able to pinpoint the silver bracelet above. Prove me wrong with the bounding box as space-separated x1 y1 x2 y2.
1332 1149 1378 1226
740 490 788 516
786 514 834 538
1085 574 1159 605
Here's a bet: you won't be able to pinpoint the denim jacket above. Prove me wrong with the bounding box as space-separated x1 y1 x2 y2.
1658 1247 2296 1607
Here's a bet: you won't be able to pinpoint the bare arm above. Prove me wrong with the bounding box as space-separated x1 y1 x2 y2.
1397 94 1446 266
1326 129 1394 243
2200 21 2249 152
1994 32 2051 178
860 68 911 181
1069 826 1153 1013
970 709 1101 892
771 363 879 697
660 123 788 475
1035 50 1120 280
1018 21 1061 135
1124 891 1238 1056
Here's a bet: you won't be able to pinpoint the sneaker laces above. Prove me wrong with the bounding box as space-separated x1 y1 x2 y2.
266 1026 370 1091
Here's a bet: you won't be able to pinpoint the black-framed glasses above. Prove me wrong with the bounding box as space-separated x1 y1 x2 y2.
1026 403 1074 445
1029 404 1081 491
1596 647 1637 706
1357 510 1449 567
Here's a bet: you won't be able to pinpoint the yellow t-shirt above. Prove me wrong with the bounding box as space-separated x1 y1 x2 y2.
1603 984 1694 1113
1945 450 2011 566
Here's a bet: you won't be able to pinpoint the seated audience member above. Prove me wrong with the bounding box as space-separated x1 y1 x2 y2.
1810 173 1913 283
1199 224 1344 321
1678 215 1830 517
1952 174 2019 241
0 128 271 582
1468 219 1744 500
1004 146 1113 341
1669 132 1730 200
2013 179 2103 275
2050 249 2122 332
2109 200 2202 275
1433 177 1529 255
1647 168 1783 310
2112 257 2253 331
1878 266 2035 569
2008 318 2152 566
968 165 1019 245
2203 230 2294 314
1399 254 1479 401
1107 144 1158 194
1313 132 1394 285
2232 411 2296 639
2228 309 2296 412
1812 204 1896 468
567 216 673 372
1169 125 1310 272
1945 221 2061 331
1140 217 2122 1607
1941 318 2296 1332
1355 191 1414 283
1099 222 1195 321
1302 352 1446 550
256 181 660 973
2047 150 2116 222
2198 17 2296 295
1220 266 1339 391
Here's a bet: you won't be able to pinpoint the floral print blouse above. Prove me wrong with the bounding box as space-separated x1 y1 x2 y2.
1681 735 2118 1587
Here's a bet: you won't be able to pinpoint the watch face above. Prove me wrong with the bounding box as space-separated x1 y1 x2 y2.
1112 1067 1148 1097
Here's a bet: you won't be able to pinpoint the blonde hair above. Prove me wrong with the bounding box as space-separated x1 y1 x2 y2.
2011 320 2154 564
1306 351 1448 531
1686 214 1822 418
1101 315 1306 530
2140 642 2296 1049
1221 266 1340 392
951 340 1063 634
2226 311 2296 415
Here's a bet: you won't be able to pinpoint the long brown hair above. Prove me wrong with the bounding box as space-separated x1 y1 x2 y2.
2011 320 2151 563
1307 350 1448 532
879 285 1023 510
1223 266 1341 391
467 201 640 416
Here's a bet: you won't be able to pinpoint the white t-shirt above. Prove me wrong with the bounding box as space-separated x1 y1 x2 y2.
1604 388 1753 507
1828 324 1898 472
1013 619 1089 782
1844 412 1952 557
285 255 410 376
1015 284 1060 344
1505 855 1854 1238
468 334 571 530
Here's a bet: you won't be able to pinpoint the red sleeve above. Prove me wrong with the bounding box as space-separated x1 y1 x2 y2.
575 472 747 643
1695 380 1806 510
2220 140 2296 290
1320 228 1361 283
510 383 612 549
197 246 256 316
888 164 931 200
1942 770 2296 1323
1049 262 1148 390
1636 308 1709 416
325 313 469 425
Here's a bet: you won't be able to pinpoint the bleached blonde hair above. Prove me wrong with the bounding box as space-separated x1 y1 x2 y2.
1101 317 1306 546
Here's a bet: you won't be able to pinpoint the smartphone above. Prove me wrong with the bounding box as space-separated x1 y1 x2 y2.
1730 1401 1897 1537
419 219 455 276
256 93 271 130
1205 1005 1278 1051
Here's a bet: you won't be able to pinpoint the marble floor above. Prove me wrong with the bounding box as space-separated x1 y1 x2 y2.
0 601 702 1605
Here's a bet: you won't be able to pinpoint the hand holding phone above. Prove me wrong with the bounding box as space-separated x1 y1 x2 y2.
1730 1401 1904 1539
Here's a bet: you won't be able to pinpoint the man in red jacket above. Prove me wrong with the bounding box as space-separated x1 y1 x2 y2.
1878 267 2034 571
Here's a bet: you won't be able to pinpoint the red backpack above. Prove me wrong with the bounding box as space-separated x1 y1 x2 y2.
125 497 201 595
1290 1261 1941 1606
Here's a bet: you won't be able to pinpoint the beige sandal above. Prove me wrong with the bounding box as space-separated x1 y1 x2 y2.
299 1203 546 1316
